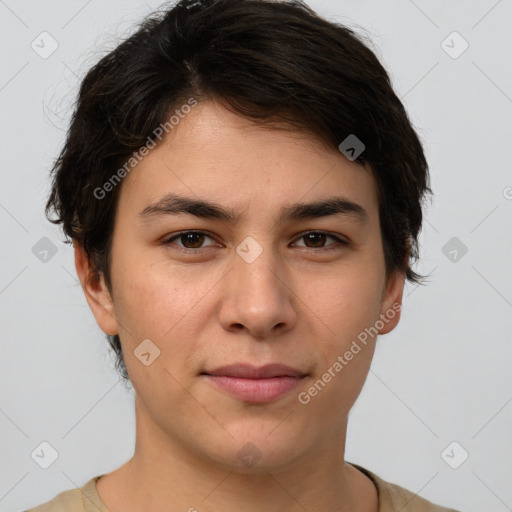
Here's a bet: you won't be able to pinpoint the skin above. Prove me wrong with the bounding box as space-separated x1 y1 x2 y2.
75 99 408 512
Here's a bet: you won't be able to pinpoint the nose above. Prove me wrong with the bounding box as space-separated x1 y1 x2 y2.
218 241 297 339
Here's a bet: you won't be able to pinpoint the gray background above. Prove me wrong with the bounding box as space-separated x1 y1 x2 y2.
1 0 511 510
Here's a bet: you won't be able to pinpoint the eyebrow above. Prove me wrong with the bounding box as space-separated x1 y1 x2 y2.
138 193 369 225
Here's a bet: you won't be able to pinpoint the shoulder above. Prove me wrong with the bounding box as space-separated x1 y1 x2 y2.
24 487 84 512
23 476 106 512
350 463 461 512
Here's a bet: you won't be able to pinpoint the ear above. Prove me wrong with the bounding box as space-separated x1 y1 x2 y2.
74 241 118 336
377 246 410 335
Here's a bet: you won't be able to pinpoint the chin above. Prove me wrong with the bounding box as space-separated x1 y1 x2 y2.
203 425 307 475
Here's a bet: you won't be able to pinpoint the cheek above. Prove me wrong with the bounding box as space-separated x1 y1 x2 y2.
109 251 194 345
300 275 381 415
307 265 384 346
109 251 220 379
112 271 205 399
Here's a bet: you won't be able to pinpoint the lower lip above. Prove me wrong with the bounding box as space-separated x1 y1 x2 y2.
202 375 306 403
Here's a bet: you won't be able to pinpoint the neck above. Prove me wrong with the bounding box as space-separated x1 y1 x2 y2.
96 396 378 512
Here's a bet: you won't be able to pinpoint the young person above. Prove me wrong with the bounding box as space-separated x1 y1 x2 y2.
27 0 460 510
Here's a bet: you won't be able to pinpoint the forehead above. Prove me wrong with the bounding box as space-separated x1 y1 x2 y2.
117 100 379 225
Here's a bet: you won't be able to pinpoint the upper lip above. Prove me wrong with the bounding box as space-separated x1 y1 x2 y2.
202 363 306 379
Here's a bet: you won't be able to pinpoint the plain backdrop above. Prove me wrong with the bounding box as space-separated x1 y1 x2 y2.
1 1 511 511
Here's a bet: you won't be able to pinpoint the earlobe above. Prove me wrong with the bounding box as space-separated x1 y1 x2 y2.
73 241 119 336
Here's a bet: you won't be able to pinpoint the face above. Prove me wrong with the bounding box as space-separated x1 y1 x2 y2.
77 99 406 472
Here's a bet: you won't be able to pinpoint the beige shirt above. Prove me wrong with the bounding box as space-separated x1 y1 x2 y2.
25 463 460 512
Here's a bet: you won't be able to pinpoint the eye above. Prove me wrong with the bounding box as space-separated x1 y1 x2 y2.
162 230 348 252
162 231 218 251
292 231 348 250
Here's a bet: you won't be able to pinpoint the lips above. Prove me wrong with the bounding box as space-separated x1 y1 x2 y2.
201 363 307 403
202 363 306 379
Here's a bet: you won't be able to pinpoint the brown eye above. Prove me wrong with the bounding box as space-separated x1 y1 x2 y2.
303 232 327 248
179 232 206 248
163 231 216 250
293 231 347 250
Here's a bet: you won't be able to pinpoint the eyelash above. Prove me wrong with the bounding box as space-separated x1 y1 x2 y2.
161 230 348 253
